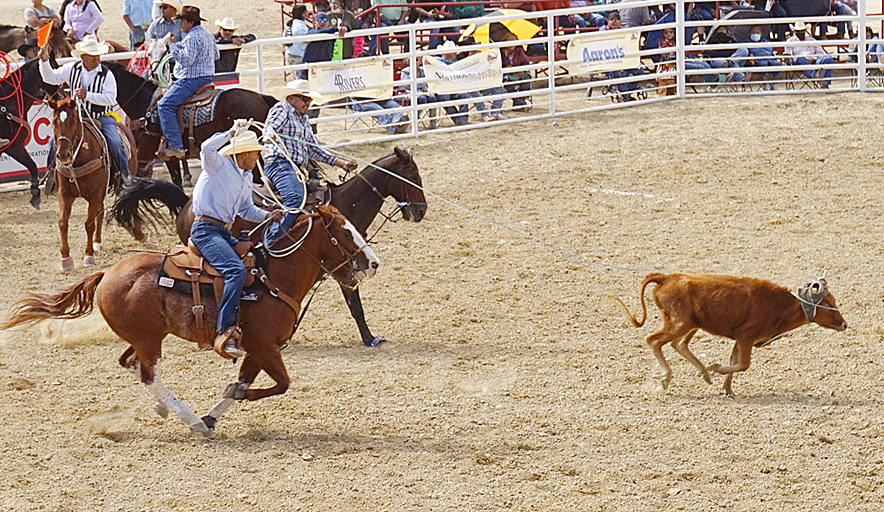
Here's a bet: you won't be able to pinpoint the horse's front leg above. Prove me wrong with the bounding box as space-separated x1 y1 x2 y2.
202 355 263 430
141 358 211 436
83 195 102 267
181 158 192 187
165 158 182 188
58 190 74 271
341 285 385 346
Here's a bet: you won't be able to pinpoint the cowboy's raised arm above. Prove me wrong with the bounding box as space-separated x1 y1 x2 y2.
38 54 74 86
199 130 233 175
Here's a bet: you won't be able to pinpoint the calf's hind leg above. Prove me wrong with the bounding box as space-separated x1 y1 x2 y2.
670 328 712 384
646 324 692 389
706 340 754 397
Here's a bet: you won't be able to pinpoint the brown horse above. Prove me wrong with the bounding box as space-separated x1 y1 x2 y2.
49 97 139 270
0 24 71 57
1 205 380 436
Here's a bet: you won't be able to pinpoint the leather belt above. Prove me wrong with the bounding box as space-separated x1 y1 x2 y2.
195 215 233 230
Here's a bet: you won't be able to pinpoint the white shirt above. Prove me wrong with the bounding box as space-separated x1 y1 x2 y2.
39 59 117 107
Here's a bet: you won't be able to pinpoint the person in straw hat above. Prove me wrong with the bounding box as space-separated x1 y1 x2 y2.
157 5 219 159
784 21 834 89
145 0 183 43
191 121 284 359
213 17 255 73
38 34 131 181
262 80 357 245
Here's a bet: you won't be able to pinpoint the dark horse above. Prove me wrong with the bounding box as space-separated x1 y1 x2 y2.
1 205 380 436
111 147 427 346
0 24 71 57
100 63 277 188
0 60 47 208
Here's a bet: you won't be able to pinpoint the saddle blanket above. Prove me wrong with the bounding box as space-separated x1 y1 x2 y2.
148 91 223 129
157 268 264 301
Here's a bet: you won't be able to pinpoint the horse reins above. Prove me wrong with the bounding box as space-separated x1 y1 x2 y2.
0 53 28 153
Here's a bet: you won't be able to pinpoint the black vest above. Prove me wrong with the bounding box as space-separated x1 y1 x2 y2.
70 62 111 119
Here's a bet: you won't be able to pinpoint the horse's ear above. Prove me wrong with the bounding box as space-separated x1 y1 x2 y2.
393 146 411 164
46 98 58 110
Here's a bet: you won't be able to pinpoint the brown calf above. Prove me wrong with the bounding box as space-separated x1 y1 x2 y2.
611 273 848 397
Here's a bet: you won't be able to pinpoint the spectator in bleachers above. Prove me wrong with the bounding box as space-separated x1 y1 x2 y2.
702 24 749 84
25 0 62 29
784 21 834 88
743 24 780 90
416 3 456 50
284 5 309 67
819 1 856 40
644 3 697 59
145 0 182 42
329 0 359 59
619 0 654 29
600 12 644 102
17 39 40 62
454 0 484 20
435 40 470 125
63 0 104 43
367 0 408 54
501 34 531 112
398 64 441 128
749 1 787 41
570 1 606 28
214 18 255 73
303 11 350 131
849 26 883 63
349 97 409 133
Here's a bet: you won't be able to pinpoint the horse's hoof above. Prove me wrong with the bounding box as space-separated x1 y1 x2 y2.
201 415 217 430
30 194 41 209
83 255 96 268
183 180 193 188
60 257 74 272
93 242 101 254
189 420 212 437
155 403 170 419
365 335 387 347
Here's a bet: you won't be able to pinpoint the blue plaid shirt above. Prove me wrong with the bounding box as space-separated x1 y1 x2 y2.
169 25 219 79
263 100 336 166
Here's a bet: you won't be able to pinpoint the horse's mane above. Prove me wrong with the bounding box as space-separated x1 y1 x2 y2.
327 151 407 190
0 25 21 30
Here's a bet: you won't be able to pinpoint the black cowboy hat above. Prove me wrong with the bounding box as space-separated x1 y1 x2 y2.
18 38 39 57
175 5 207 22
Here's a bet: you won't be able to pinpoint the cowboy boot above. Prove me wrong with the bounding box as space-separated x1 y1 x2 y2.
213 326 244 359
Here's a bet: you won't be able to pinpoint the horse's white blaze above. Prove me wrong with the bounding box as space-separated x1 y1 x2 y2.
58 110 67 123
344 220 379 279
145 360 210 435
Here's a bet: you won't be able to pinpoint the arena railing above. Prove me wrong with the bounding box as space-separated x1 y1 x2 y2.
67 0 883 149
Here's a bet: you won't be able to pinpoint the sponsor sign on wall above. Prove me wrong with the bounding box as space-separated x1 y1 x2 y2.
0 102 52 183
423 51 503 95
566 30 641 75
308 56 394 104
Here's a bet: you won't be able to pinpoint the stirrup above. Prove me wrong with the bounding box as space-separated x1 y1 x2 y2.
213 326 244 359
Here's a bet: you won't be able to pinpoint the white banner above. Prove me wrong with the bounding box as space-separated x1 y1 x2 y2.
0 102 52 183
308 56 394 104
423 51 503 95
566 30 641 75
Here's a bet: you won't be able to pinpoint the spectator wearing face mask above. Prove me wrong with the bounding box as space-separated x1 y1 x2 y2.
743 24 780 91
328 0 358 59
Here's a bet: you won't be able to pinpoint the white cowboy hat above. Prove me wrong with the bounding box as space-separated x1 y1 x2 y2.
273 79 322 102
153 0 183 14
440 40 457 52
71 35 111 58
219 130 265 156
215 17 237 31
790 21 809 32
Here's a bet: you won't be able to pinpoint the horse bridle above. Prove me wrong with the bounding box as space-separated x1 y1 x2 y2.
276 211 366 289
345 158 426 240
54 104 85 167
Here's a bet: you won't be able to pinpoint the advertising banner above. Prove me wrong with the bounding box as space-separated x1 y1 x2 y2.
566 29 641 75
0 102 53 183
308 56 394 104
423 51 503 95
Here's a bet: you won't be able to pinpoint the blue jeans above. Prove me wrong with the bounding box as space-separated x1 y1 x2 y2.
796 55 834 86
264 157 306 244
710 48 749 82
610 68 644 93
98 114 130 177
471 86 504 116
129 26 146 51
685 60 716 82
436 93 469 125
158 76 213 150
190 221 247 333
350 99 403 132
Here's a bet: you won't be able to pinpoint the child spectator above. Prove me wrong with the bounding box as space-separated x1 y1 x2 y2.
284 5 309 67
743 24 780 90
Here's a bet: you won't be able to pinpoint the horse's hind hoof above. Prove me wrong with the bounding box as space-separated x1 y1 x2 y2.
183 180 193 188
155 403 170 418
30 192 41 209
83 255 96 267
189 420 212 437
365 335 387 347
60 257 74 272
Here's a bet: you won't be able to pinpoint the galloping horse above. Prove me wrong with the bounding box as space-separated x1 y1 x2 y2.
49 97 139 270
111 147 427 346
100 63 277 188
1 205 380 436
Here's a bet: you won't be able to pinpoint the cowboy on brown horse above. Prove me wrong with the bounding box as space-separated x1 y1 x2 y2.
191 121 283 359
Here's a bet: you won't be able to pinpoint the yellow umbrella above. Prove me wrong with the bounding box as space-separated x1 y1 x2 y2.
459 9 541 44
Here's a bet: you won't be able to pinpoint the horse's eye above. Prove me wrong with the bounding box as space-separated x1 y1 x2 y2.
344 231 352 239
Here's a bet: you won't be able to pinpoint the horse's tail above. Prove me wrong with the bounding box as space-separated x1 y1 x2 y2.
0 271 105 330
607 273 667 328
109 177 190 237
261 94 278 109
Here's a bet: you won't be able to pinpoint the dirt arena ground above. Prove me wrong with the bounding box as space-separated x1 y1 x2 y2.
4 1 884 510
1 91 884 511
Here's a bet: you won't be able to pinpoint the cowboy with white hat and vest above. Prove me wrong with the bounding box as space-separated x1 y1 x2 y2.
262 80 357 245
39 34 131 181
191 121 284 359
